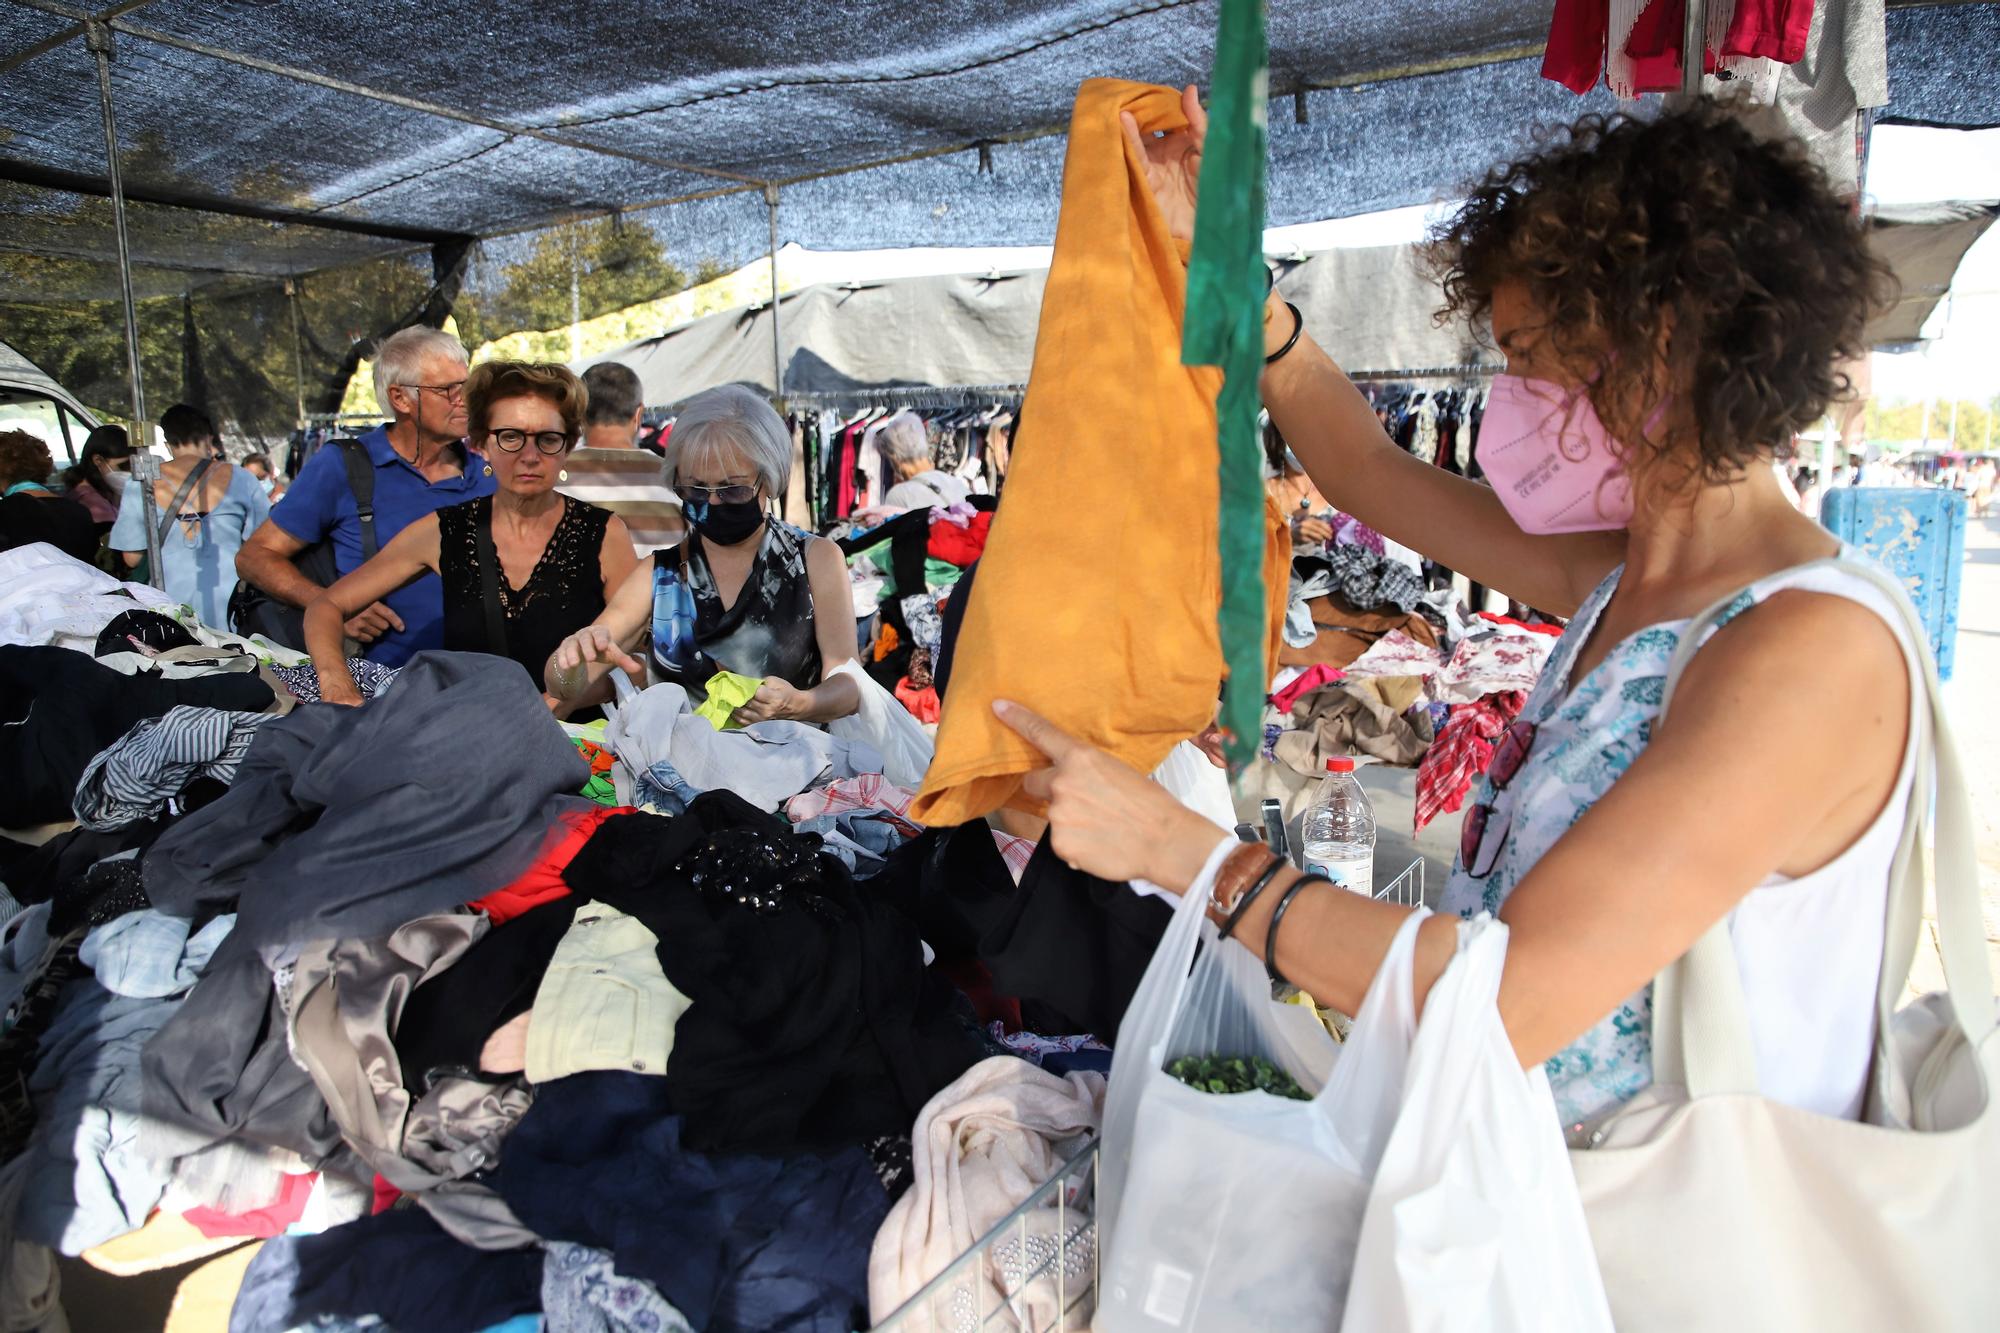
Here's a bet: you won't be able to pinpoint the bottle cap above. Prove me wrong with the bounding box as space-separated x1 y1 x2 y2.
1326 757 1355 773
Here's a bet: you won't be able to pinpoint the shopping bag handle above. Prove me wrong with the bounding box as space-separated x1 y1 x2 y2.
1653 557 1991 1100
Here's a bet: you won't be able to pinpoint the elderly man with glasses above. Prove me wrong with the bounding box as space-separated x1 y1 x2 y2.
235 326 496 665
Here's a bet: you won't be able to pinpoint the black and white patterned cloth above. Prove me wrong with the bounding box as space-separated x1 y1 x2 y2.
267 657 399 703
72 706 269 831
1321 543 1427 616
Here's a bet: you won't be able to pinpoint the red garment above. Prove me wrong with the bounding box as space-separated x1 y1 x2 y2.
1627 0 1813 69
183 1173 316 1240
371 1175 402 1215
893 679 941 724
1270 663 1347 715
1414 691 1527 833
1542 0 1610 94
1478 611 1564 638
1546 0 1813 96
926 510 993 567
468 805 633 923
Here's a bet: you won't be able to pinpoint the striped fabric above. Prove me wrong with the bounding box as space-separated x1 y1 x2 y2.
557 448 684 556
74 706 270 830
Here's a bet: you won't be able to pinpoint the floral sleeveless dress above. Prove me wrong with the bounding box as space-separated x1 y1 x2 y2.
1436 548 1880 1128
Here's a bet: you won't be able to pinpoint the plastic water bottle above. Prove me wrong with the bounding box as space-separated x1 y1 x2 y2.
1300 756 1375 896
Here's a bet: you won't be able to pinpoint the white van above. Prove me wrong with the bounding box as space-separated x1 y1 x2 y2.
0 338 103 465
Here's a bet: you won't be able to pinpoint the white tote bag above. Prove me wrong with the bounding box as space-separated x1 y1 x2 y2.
1571 558 2000 1330
1096 842 1423 1332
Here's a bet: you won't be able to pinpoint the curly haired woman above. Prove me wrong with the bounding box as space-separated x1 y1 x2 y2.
1001 95 1918 1133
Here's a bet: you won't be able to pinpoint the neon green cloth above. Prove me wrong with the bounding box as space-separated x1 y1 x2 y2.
1181 0 1270 768
694 670 764 730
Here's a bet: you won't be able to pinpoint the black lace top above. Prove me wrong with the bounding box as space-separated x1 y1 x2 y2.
439 495 610 693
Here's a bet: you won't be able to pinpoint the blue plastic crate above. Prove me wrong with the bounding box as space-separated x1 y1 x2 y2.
1820 486 1966 680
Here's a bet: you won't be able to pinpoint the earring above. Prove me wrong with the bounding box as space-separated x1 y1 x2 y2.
483 464 493 477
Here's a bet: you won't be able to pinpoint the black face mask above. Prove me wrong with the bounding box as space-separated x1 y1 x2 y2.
687 497 766 547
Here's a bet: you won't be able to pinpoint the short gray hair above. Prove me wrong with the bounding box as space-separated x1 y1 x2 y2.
582 362 644 425
664 385 791 498
373 326 468 417
878 410 931 468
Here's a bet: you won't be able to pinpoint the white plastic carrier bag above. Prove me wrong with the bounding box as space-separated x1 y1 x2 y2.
1344 914 1613 1332
1094 840 1422 1331
826 659 934 788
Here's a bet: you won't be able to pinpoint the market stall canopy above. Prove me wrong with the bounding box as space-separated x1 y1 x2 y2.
2 0 1996 437
1865 200 2000 347
591 206 2000 404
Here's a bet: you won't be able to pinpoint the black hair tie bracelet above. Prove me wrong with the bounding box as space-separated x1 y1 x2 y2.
1264 873 1329 985
1264 301 1305 365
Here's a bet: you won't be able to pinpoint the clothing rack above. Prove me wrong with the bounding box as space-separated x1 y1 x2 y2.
1345 364 1502 383
787 383 1025 411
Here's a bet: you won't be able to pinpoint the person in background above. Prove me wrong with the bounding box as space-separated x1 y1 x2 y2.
236 326 494 665
1972 459 1996 519
304 361 635 710
555 361 683 556
1264 419 1334 546
1011 94 1915 1140
882 411 972 510
546 384 860 724
109 404 268 626
239 453 284 503
0 428 97 561
60 424 135 528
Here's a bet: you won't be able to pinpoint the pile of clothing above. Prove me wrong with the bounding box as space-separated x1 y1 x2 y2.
1254 528 1561 826
0 544 1118 1333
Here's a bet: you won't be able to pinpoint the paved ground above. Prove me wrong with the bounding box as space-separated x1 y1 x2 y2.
1914 509 2000 997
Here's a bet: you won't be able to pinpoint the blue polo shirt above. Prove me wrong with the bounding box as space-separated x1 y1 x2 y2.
270 424 495 667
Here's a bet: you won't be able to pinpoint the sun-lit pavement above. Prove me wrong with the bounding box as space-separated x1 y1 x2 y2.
1916 508 2000 998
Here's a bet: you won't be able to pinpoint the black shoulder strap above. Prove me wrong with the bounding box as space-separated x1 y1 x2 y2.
474 499 508 656
336 440 380 560
155 458 213 547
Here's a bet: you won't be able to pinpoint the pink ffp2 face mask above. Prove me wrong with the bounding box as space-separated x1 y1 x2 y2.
1474 374 1636 534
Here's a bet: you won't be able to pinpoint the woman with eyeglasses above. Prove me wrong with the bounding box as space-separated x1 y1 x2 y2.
545 384 861 724
997 94 1919 1136
304 361 637 709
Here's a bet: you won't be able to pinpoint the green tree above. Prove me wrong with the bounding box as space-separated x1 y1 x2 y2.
456 217 702 348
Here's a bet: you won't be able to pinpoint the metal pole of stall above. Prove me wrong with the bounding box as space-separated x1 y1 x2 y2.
86 18 163 589
286 279 307 428
1679 0 1708 98
763 184 784 409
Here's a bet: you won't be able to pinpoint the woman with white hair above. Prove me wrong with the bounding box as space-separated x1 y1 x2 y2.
880 410 971 510
546 385 861 723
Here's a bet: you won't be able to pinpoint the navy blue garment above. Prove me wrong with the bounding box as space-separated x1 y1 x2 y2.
229 1206 540 1333
493 1071 886 1333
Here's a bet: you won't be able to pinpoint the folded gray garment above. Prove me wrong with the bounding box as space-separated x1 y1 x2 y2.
144 651 590 950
